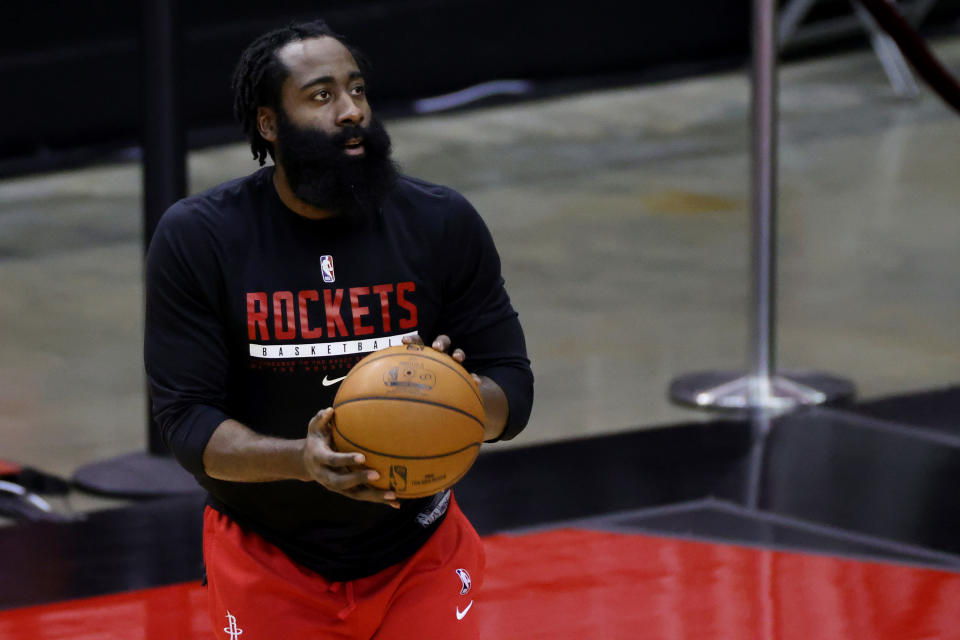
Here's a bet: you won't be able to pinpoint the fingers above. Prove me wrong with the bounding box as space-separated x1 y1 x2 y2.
402 333 465 362
308 466 400 508
312 464 379 492
344 486 401 508
432 336 465 361
431 335 464 361
408 333 466 362
310 461 399 507
307 408 362 467
307 407 333 436
305 407 400 508
431 334 451 352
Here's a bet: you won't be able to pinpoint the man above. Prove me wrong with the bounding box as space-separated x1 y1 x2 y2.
144 20 533 640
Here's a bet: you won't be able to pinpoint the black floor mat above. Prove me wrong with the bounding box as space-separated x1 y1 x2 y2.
852 386 960 434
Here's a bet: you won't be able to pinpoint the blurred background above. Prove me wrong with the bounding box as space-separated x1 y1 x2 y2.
4 0 959 174
3 0 959 485
2 0 960 634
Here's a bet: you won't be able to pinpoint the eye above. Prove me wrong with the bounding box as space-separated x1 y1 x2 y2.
312 89 331 102
351 85 366 97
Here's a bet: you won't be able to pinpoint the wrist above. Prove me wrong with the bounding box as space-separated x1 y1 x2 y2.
477 375 509 442
292 438 312 481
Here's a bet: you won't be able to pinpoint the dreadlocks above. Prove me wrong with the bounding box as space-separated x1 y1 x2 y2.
231 20 367 166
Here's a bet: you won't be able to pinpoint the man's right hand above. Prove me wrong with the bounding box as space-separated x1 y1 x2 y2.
304 408 400 508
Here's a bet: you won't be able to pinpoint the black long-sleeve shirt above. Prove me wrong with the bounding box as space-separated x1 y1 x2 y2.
144 167 533 580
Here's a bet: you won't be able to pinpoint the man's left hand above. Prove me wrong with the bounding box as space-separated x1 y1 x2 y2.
401 333 506 440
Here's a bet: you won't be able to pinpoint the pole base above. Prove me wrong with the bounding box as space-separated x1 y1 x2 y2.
73 452 201 499
669 370 855 413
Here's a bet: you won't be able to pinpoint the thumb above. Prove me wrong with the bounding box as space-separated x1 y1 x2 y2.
308 407 335 436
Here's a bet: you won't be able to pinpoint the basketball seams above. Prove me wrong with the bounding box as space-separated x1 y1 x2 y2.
348 350 479 399
333 395 486 432
332 423 482 460
343 349 483 405
331 346 486 497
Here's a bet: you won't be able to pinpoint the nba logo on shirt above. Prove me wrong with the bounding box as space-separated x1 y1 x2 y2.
320 255 335 283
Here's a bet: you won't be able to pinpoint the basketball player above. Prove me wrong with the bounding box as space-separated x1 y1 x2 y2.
143 20 533 640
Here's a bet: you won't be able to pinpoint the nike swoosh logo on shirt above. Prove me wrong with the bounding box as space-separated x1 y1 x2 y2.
322 374 348 387
456 600 474 620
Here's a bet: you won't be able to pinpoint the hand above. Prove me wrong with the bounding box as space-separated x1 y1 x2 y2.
402 333 482 386
402 333 463 361
404 334 509 439
303 408 400 508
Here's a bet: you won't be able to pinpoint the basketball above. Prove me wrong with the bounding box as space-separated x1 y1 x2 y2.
331 343 486 498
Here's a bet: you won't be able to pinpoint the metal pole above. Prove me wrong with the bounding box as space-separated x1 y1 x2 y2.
667 0 855 413
142 0 187 454
73 0 198 497
750 0 778 402
142 0 187 252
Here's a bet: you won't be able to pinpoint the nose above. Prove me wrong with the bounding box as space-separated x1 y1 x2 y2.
336 94 364 127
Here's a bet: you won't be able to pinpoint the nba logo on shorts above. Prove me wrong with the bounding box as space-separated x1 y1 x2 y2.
456 568 472 595
320 255 335 283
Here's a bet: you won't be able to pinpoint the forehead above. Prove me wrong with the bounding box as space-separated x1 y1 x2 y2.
277 36 360 85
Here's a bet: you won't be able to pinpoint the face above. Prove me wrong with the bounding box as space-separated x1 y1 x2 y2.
257 36 398 220
266 36 372 154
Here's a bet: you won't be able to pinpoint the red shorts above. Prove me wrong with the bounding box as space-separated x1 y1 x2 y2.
202 494 484 640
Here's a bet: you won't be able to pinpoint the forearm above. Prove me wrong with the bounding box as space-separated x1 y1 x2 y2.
478 376 509 442
202 418 309 482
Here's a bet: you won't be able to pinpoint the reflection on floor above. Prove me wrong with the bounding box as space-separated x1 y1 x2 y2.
1 387 959 639
3 528 960 640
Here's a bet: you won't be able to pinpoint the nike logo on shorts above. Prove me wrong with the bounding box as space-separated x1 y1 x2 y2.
456 600 473 620
322 374 348 387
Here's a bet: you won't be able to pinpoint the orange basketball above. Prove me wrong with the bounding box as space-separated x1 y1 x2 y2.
331 343 486 498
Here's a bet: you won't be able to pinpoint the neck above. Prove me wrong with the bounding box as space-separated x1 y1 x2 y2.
271 163 337 220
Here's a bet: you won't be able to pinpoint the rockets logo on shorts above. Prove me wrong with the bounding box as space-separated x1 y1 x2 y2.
320 255 335 283
456 568 472 595
224 611 243 638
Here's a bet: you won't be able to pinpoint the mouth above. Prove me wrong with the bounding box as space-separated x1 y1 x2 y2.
343 138 365 156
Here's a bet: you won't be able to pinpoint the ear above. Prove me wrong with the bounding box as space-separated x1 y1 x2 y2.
257 106 278 142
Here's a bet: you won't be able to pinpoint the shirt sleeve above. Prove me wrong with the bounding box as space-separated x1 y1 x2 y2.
144 203 231 476
436 190 534 441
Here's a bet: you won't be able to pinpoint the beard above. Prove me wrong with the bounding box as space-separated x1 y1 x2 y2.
273 110 399 223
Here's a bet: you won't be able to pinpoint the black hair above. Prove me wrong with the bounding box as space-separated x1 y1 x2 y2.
231 20 369 166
